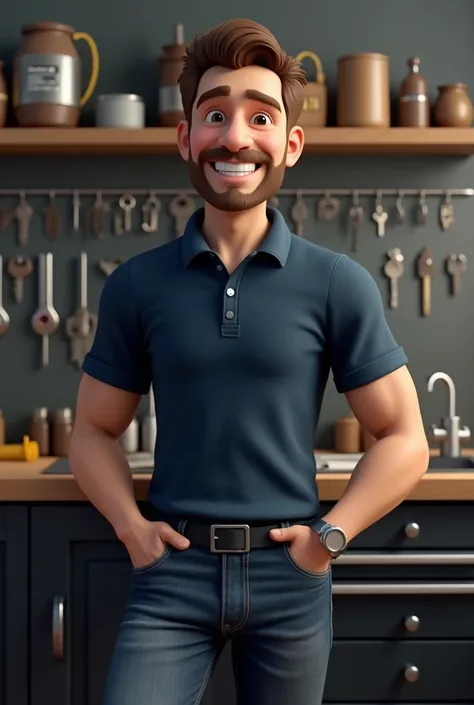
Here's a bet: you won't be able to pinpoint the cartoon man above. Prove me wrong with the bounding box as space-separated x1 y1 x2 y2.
70 18 429 705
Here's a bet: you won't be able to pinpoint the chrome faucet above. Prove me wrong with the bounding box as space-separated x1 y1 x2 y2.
427 372 470 457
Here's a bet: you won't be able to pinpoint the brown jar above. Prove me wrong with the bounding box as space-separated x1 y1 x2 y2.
334 415 361 453
337 53 390 127
0 409 5 445
0 61 7 128
52 408 74 457
433 83 473 127
13 22 99 127
29 407 50 456
399 57 430 127
158 23 186 127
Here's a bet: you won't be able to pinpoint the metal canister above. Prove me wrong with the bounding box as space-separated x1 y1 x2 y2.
29 407 50 456
295 51 327 127
52 408 74 457
96 94 145 128
158 23 186 127
337 53 390 127
119 417 139 454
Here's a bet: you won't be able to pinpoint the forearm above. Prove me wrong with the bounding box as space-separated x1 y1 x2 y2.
69 427 144 540
322 431 429 542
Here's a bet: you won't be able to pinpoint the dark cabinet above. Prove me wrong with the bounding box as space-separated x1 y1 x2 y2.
29 503 224 705
0 505 28 705
4 499 474 704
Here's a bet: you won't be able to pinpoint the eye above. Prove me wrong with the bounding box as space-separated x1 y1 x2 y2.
250 112 273 126
204 109 226 123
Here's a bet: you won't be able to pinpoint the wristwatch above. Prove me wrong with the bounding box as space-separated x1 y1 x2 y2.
312 519 348 558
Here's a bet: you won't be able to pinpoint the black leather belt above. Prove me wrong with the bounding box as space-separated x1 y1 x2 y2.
182 519 314 553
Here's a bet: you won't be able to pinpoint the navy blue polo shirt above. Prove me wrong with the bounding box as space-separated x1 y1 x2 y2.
82 207 407 522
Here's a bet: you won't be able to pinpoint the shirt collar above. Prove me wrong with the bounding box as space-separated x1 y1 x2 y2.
181 207 292 269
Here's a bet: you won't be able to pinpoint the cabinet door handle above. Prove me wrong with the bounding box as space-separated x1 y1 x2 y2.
52 595 65 660
338 552 474 565
333 582 474 594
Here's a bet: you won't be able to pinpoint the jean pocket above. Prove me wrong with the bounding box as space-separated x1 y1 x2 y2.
132 545 172 575
283 543 331 579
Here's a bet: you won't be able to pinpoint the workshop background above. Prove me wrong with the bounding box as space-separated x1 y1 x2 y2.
1 0 473 446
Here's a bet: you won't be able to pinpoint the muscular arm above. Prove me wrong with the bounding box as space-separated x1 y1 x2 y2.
322 366 430 542
69 374 145 540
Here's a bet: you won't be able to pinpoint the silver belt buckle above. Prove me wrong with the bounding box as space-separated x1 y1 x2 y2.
210 524 251 553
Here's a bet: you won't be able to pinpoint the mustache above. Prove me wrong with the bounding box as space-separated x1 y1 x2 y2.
198 147 272 166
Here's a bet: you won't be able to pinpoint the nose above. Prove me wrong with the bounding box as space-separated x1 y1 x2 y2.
218 113 252 153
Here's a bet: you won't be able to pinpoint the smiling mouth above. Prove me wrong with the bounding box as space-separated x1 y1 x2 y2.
209 161 262 177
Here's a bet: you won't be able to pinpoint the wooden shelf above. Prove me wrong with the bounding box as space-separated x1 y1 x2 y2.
0 126 474 155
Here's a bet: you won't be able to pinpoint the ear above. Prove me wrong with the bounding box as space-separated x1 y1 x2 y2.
285 125 304 167
177 119 190 161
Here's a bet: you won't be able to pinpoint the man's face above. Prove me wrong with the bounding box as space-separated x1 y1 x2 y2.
178 65 301 212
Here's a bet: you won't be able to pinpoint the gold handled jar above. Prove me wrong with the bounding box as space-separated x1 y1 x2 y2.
13 22 100 127
337 53 390 127
295 51 327 127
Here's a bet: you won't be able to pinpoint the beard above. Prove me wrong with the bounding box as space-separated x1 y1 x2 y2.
187 144 288 213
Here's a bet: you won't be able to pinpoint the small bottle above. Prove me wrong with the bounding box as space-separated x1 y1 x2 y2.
29 407 50 456
52 408 74 457
0 409 5 445
119 417 139 454
399 57 430 127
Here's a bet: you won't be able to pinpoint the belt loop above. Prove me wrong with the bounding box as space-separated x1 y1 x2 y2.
178 518 187 534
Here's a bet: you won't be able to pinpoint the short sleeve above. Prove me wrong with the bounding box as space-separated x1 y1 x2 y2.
82 260 151 394
326 255 408 393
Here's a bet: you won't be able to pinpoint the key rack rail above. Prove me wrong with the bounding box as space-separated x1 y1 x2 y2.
0 188 473 198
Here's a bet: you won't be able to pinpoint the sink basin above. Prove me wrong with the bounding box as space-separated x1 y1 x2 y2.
428 455 474 470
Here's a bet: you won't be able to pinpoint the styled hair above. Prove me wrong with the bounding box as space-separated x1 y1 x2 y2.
178 18 306 129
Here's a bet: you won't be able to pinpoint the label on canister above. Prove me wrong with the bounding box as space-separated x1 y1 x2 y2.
13 53 80 107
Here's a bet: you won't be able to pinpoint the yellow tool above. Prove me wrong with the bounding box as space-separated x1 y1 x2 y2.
0 435 39 461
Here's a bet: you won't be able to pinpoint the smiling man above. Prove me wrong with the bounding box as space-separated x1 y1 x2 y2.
69 17 429 705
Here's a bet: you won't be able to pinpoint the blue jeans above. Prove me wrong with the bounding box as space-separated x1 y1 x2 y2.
102 518 333 705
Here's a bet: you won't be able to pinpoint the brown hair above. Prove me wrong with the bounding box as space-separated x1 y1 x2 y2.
178 18 306 129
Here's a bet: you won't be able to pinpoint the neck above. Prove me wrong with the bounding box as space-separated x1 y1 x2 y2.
201 201 270 273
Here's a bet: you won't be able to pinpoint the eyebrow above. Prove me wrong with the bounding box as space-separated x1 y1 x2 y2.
195 85 282 113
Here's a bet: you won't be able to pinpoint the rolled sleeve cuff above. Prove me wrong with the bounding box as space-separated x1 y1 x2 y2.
335 346 408 394
82 353 150 395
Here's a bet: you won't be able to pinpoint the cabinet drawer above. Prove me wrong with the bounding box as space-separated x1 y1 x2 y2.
323 641 474 702
332 592 474 639
320 502 474 549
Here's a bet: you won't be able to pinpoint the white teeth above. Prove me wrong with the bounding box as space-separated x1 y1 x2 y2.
214 161 257 175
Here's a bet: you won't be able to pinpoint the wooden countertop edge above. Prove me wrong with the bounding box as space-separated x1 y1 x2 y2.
0 456 473 501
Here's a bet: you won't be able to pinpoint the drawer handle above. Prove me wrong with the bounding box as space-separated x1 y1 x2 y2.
404 522 420 539
52 595 65 660
333 582 474 595
404 615 420 632
338 552 474 565
404 664 420 683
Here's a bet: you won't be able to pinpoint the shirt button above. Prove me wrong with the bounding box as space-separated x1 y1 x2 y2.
216 264 223 271
226 287 235 297
225 311 234 320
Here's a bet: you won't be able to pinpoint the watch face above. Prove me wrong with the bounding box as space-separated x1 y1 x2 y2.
325 527 346 553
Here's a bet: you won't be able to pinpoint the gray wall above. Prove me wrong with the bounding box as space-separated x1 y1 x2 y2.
1 0 474 448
